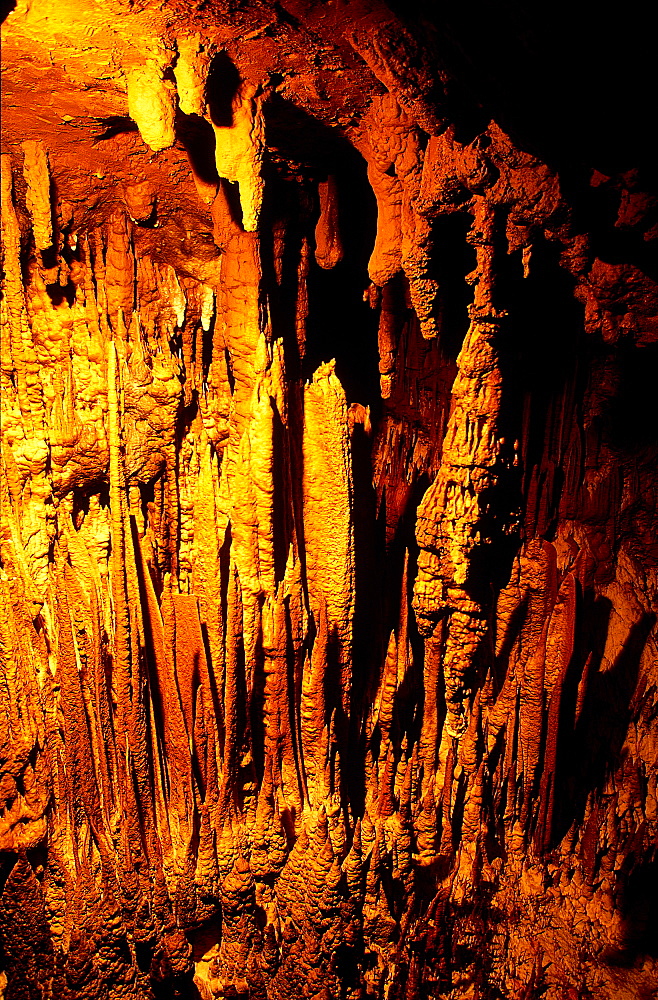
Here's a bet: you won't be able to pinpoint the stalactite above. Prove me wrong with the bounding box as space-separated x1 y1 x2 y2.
211 82 265 234
174 35 209 118
126 53 177 153
314 176 343 270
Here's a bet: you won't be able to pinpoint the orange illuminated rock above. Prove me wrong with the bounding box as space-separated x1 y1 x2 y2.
0 2 657 999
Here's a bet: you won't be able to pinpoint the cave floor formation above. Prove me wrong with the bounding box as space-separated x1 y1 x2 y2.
1 2 657 998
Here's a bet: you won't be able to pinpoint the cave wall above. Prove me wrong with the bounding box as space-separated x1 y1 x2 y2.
1 2 657 998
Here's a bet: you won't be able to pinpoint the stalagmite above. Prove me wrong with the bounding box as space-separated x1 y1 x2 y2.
302 361 355 704
21 141 53 251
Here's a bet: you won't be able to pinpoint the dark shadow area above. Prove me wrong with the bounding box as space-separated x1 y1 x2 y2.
285 594 309 814
91 116 139 145
265 93 356 172
205 51 241 128
430 213 477 362
187 913 223 966
0 854 18 899
40 244 58 270
589 216 658 287
71 478 111 526
258 171 308 382
464 502 520 609
174 111 220 189
131 202 159 229
550 588 610 845
0 0 16 21
496 230 585 539
45 279 76 308
304 170 380 409
604 343 658 452
552 590 655 845
260 96 381 409
346 467 432 820
388 0 657 172
607 859 658 966
150 974 204 1000
200 619 225 762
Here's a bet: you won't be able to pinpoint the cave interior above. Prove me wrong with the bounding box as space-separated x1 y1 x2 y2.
0 1 657 998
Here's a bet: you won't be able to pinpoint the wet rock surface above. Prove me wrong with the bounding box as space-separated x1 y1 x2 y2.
1 2 657 997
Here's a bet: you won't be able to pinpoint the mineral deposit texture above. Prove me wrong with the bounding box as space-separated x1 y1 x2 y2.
1 2 657 998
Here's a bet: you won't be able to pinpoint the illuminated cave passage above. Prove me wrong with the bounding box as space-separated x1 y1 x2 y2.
1 2 657 999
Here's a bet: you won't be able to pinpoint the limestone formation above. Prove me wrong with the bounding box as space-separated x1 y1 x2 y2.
1 2 657 999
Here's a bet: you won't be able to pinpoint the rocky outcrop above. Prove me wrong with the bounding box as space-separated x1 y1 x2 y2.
1 2 657 999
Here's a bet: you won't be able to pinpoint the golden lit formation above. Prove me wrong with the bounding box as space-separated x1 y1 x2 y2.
1 1 657 998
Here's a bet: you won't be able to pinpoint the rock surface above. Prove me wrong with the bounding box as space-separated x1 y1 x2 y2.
1 2 657 998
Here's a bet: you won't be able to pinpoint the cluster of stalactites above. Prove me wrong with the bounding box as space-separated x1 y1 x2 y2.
125 38 264 231
2 30 657 998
